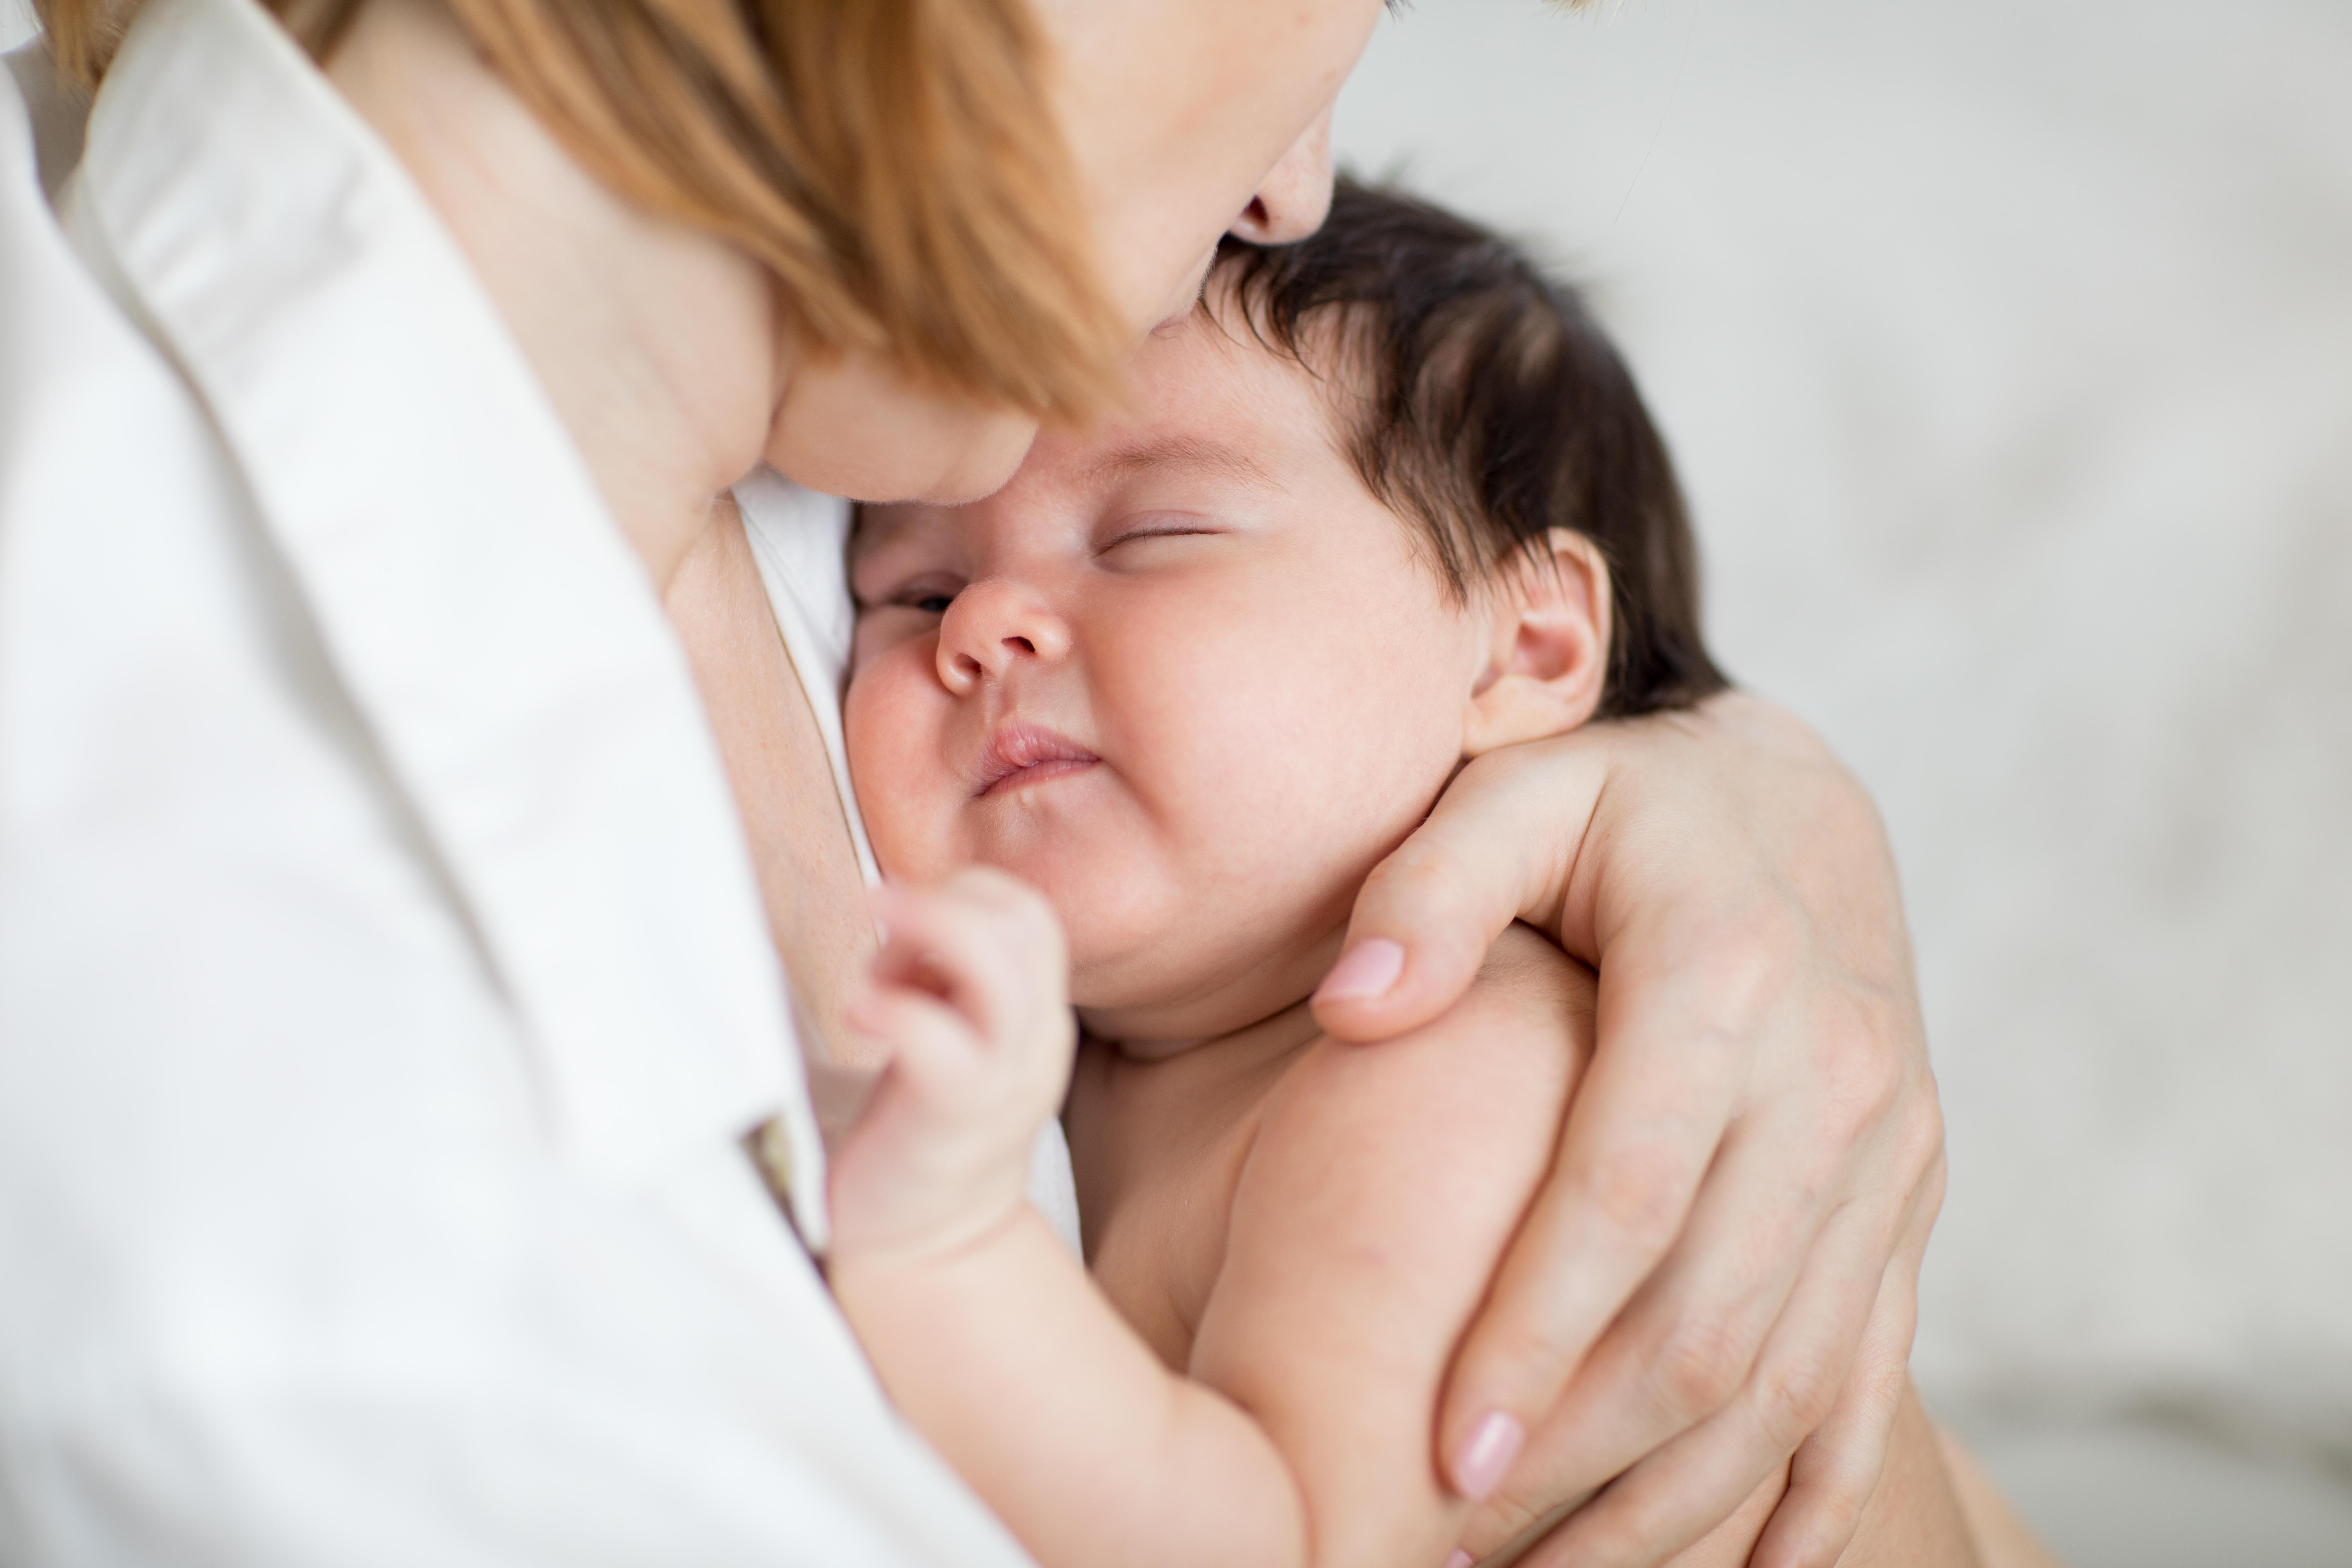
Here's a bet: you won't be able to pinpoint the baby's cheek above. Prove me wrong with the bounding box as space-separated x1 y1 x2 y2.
842 662 957 881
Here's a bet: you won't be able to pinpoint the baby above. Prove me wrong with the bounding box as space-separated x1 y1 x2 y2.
829 181 1726 1568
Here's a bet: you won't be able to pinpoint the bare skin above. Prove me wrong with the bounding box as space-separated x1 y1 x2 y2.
817 305 2011 1568
332 0 1363 1070
665 503 876 1066
663 340 1991 1568
327 0 1958 1560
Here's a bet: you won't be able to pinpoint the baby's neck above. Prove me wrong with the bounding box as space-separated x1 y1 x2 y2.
1088 992 1324 1067
1072 921 1348 1059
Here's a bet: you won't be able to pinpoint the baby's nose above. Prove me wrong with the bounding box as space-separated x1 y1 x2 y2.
936 580 1070 692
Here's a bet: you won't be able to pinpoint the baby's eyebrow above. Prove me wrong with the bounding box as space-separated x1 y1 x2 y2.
1074 434 1276 492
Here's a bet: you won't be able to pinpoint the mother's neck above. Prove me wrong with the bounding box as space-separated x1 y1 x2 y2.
326 0 784 591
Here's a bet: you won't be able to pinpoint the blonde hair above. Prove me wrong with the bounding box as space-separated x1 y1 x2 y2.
36 0 1127 419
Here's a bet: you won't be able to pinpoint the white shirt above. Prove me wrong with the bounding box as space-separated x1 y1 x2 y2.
0 0 1036 1561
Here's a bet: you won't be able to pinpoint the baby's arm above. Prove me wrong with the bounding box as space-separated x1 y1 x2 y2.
825 870 1309 1568
1189 923 1591 1568
831 878 1597 1568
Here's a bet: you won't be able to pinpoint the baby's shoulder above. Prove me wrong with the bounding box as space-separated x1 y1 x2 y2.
1248 925 1592 1203
1446 921 1596 1052
1348 921 1595 1098
1191 927 1596 1437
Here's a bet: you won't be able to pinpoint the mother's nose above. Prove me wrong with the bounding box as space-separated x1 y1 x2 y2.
1226 104 1336 246
936 579 1072 694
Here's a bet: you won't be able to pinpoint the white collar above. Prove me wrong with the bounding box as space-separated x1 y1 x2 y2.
74 0 828 1239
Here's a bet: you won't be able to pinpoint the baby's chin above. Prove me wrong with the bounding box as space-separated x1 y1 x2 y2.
1068 966 1277 1046
960 836 1348 1045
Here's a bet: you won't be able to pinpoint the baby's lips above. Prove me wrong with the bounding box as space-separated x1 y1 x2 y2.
973 720 1100 794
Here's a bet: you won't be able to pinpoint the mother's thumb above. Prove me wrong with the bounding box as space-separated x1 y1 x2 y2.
1313 826 1514 1042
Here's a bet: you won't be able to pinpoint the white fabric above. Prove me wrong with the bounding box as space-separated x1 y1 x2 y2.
734 476 1085 1253
737 470 882 890
0 1 1033 1562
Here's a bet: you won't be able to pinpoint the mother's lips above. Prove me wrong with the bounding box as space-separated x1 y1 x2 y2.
974 722 1100 797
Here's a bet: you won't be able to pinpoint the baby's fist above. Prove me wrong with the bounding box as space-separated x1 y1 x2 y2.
828 868 1076 1259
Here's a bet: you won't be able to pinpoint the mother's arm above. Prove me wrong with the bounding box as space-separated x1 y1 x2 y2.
1316 692 1945 1567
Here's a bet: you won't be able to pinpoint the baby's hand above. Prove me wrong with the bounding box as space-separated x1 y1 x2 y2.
827 867 1076 1262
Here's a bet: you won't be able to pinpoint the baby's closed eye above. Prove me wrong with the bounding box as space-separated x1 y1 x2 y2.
857 573 964 617
1092 517 1231 568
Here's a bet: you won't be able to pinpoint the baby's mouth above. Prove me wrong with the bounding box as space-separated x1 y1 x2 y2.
974 722 1100 798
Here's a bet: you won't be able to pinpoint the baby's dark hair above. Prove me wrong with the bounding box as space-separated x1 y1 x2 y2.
1211 178 1727 719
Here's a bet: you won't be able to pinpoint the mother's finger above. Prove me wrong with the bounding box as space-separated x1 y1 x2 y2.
1314 736 1606 1042
1479 1088 1867 1509
1509 1190 1896 1568
1436 922 1754 1498
1507 1464 1789 1568
1749 1151 1942 1568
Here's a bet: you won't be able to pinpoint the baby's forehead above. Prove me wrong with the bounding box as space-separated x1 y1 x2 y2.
849 308 1357 579
1084 315 1344 479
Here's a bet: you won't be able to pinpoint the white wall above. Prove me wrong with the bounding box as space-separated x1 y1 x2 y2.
1332 0 2352 1542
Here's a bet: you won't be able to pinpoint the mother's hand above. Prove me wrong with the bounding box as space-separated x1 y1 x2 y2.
1312 691 1946 1568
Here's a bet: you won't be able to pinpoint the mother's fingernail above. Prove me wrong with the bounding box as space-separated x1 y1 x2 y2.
1317 938 1405 1002
1450 1410 1524 1502
1444 1553 1476 1568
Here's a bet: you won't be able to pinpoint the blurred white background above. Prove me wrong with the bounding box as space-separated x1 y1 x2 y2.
1334 0 2352 1561
9 0 2349 1560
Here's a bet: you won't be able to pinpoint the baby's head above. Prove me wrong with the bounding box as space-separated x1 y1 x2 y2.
846 180 1724 1044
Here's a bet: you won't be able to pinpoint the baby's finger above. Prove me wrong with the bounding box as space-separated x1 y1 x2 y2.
869 872 1068 1046
845 983 991 1100
829 982 1029 1255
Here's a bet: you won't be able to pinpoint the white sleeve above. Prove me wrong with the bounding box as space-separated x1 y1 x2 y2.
0 847 1034 1568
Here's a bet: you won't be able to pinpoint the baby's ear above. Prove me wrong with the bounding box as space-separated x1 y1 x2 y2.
1462 529 1613 759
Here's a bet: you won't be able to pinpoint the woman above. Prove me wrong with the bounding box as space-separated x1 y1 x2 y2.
0 0 1954 1562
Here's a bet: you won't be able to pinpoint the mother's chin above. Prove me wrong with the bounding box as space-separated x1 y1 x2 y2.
765 347 1043 507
